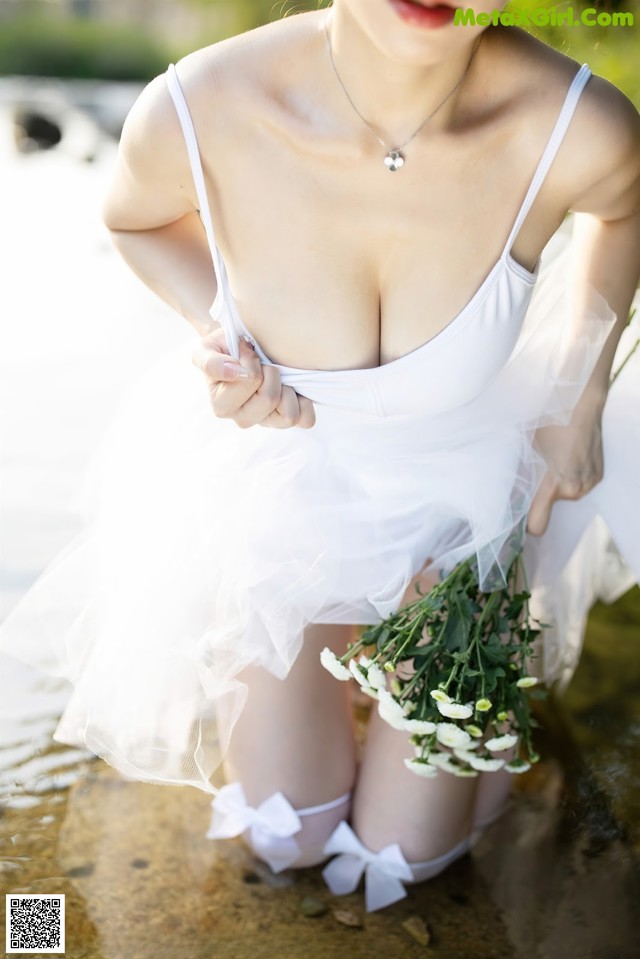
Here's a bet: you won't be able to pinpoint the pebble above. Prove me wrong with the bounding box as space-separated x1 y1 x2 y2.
65 863 95 878
333 908 363 928
402 915 431 946
299 897 328 918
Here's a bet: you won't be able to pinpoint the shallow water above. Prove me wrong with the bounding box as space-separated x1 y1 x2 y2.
1 102 639 959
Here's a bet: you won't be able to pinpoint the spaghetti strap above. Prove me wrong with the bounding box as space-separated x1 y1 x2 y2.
166 63 223 286
502 63 592 259
165 62 237 351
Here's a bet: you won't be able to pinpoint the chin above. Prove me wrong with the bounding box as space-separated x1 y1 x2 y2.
343 0 483 64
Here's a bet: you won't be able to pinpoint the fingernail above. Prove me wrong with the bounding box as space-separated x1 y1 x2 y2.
223 361 249 380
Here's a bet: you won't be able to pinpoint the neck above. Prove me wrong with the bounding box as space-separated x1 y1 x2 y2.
323 4 480 145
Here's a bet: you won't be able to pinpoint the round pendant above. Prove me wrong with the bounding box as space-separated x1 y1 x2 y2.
384 150 405 172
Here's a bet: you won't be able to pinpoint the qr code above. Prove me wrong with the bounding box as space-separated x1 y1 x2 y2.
6 895 65 954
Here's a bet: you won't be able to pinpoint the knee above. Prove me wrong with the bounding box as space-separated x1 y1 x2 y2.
207 781 353 872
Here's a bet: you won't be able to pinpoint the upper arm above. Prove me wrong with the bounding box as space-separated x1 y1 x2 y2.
567 77 640 222
102 69 199 232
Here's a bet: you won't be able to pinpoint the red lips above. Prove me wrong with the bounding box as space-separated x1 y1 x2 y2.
387 0 457 28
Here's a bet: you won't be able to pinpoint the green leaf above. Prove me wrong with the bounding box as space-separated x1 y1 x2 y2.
479 641 509 666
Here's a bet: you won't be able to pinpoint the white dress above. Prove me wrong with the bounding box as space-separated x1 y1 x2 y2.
0 61 637 796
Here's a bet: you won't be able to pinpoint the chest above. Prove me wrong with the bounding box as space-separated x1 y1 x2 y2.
200 101 555 371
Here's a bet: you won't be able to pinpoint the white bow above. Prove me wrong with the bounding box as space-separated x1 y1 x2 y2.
207 782 302 873
321 821 414 912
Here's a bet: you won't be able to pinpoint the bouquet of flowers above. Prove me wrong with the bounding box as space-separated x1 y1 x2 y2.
320 549 545 778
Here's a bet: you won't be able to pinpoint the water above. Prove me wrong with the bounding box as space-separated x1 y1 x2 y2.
1 99 639 959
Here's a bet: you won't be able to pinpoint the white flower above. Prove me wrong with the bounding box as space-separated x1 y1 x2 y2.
466 754 505 772
505 760 531 774
349 658 369 686
367 663 387 691
404 758 439 778
403 719 437 735
430 689 452 704
452 744 482 763
346 657 387 695
436 701 474 720
427 752 459 773
377 689 410 730
320 647 351 681
485 734 518 752
453 748 479 764
516 676 539 688
435 723 472 749
452 767 479 778
428 752 477 777
452 743 480 762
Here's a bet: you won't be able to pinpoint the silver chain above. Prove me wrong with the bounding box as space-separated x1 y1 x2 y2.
323 16 481 165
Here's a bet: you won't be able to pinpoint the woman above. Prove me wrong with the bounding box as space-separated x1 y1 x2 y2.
3 0 640 912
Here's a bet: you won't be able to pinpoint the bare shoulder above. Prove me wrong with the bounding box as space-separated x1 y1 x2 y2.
103 15 310 230
486 27 640 215
171 14 317 138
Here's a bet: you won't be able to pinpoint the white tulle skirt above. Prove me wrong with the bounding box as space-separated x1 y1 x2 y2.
1 233 638 795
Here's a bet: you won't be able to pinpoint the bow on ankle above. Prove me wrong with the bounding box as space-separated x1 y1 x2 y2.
207 782 302 872
322 821 414 912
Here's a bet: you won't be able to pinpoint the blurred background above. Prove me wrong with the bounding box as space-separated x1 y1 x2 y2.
0 3 639 958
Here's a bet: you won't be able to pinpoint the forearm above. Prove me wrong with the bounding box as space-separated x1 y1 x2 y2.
106 211 219 337
571 210 640 413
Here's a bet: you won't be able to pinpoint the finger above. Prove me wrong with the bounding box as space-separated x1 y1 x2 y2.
553 472 602 501
193 333 257 383
296 395 316 429
231 363 284 428
260 384 302 429
260 386 318 430
207 345 266 419
526 473 557 537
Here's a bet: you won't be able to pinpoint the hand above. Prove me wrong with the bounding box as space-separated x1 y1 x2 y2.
526 410 604 536
191 327 316 429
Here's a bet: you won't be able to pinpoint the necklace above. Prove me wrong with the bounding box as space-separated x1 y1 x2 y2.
324 18 481 172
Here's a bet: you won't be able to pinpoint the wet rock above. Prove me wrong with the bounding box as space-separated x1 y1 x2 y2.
299 897 328 918
13 111 62 153
65 863 95 878
402 916 431 946
333 908 363 928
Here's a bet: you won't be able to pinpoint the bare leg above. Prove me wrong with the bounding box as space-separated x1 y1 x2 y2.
352 706 478 861
223 623 357 807
216 623 358 867
473 768 513 829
